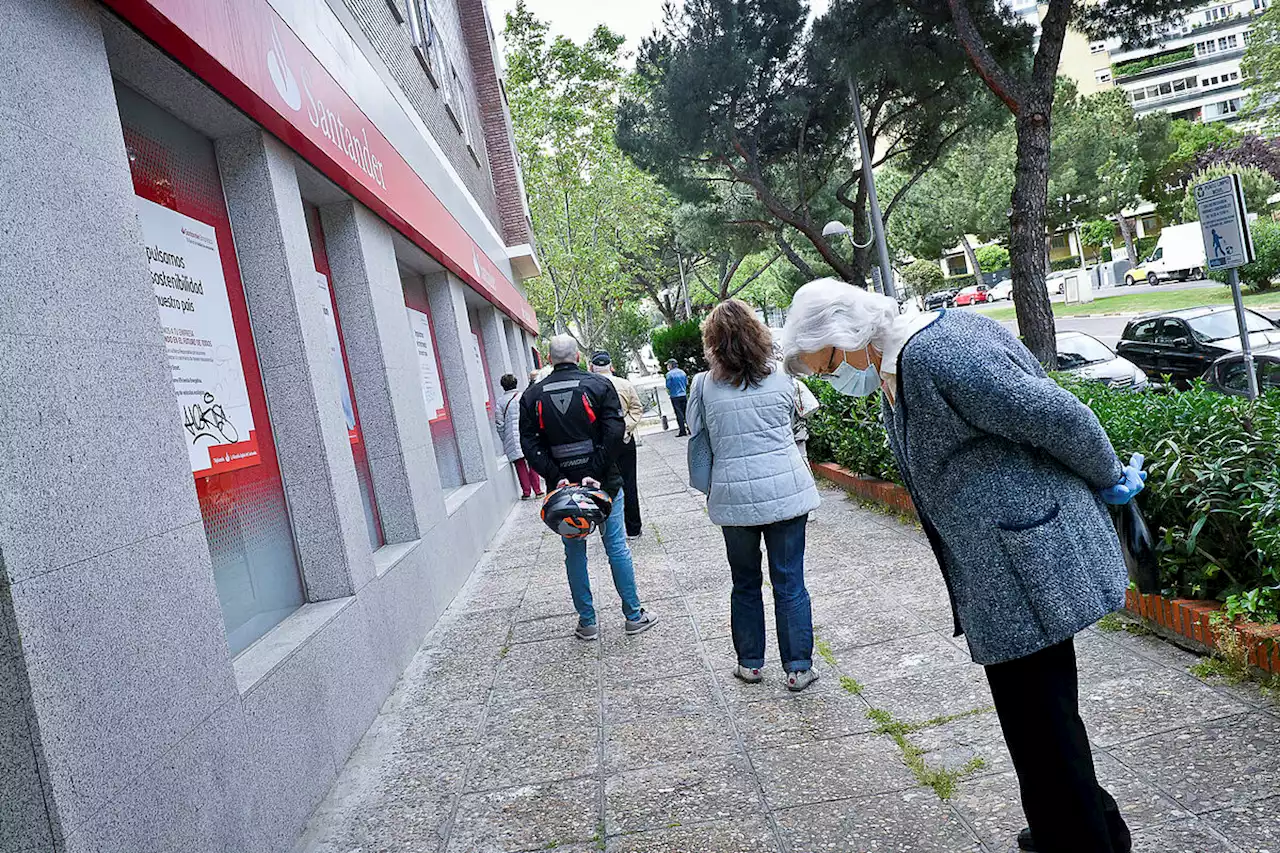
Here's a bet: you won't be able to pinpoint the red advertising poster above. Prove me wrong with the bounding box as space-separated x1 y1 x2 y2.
104 0 538 333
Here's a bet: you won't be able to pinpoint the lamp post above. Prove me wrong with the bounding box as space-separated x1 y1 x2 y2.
823 219 894 297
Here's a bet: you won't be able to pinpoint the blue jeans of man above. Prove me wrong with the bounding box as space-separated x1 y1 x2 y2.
721 514 813 672
562 489 642 626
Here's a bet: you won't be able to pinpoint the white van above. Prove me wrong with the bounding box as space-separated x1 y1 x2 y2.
1124 222 1206 285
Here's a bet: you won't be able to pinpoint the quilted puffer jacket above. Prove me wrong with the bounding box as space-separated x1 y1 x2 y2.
688 365 821 527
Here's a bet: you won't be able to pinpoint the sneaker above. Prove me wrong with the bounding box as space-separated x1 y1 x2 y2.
624 609 658 636
786 669 819 692
1016 828 1035 851
626 530 642 541
520 494 532 501
575 622 599 641
734 665 763 683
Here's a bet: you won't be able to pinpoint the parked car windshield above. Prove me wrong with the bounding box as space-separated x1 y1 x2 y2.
1057 334 1113 369
1186 310 1275 342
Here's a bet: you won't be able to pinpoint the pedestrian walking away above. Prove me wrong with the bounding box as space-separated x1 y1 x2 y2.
589 351 645 539
790 373 821 521
520 335 658 640
690 300 821 692
782 278 1147 853
665 358 690 436
495 374 543 499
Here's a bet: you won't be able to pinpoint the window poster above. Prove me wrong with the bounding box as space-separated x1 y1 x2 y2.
137 196 261 477
316 272 359 444
407 308 447 421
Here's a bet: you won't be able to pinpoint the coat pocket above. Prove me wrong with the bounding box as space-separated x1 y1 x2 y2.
994 504 1099 641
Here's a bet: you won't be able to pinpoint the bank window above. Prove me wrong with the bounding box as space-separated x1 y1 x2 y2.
467 307 501 448
117 85 304 656
304 204 385 550
403 278 466 491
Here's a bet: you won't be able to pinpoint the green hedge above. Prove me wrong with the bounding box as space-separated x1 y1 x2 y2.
1113 46 1195 78
805 376 1280 621
945 274 977 290
651 319 708 374
1050 256 1084 272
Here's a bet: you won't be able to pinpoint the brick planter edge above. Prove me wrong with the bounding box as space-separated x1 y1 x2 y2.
811 461 1280 676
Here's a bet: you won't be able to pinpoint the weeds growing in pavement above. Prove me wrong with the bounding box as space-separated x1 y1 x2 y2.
1096 612 1153 637
815 639 838 668
1190 613 1253 685
867 707 991 799
839 676 864 695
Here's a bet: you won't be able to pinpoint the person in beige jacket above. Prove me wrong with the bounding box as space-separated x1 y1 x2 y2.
590 351 645 539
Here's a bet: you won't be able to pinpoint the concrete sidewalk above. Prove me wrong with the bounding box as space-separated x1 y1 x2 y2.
295 430 1280 853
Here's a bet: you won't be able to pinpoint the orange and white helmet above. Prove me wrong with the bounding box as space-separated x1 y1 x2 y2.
540 485 613 539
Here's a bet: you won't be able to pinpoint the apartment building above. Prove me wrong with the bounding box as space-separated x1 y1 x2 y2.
3 0 543 850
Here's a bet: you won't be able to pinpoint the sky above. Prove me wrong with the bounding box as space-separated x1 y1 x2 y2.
488 0 831 59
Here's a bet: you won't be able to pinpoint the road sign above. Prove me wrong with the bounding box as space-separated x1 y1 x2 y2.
1195 174 1256 270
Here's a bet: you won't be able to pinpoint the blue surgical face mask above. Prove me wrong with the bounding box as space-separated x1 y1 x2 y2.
823 355 881 397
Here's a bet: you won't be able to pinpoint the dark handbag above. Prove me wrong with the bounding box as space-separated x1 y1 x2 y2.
687 373 713 495
1114 501 1160 595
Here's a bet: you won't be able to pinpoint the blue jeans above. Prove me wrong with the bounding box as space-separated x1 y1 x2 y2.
562 489 642 625
722 514 813 672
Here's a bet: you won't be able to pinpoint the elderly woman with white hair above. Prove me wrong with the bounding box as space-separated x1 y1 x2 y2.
780 278 1146 853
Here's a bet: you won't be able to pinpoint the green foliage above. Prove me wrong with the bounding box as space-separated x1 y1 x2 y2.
975 244 1011 273
901 260 949 298
806 372 1280 617
1208 219 1280 292
650 320 707 374
1050 257 1083 272
1243 7 1280 134
1180 165 1278 224
1112 46 1195 78
1135 235 1160 262
946 274 977 290
1144 120 1241 222
1080 220 1116 262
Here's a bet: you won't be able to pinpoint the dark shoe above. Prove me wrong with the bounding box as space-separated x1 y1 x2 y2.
1017 828 1035 851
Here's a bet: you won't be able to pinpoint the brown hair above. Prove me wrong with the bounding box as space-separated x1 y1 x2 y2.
702 299 774 388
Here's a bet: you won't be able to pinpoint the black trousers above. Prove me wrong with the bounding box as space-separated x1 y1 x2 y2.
671 395 689 435
985 638 1131 853
618 438 641 537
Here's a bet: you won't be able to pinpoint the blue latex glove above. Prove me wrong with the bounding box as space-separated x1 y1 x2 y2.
1100 453 1148 506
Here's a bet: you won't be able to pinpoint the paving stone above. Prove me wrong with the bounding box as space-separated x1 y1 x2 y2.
447 777 600 853
774 790 984 852
1079 669 1252 749
364 698 487 752
857 665 994 726
1110 712 1280 814
604 754 762 836
605 817 780 852
837 633 972 684
811 605 932 653
753 733 917 809
468 694 600 791
946 771 1026 852
731 692 878 749
491 649 599 700
1092 750 1195 830
1200 794 1280 851
604 712 738 772
1130 817 1238 853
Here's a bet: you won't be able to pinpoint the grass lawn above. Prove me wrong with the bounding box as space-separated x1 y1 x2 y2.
977 286 1280 322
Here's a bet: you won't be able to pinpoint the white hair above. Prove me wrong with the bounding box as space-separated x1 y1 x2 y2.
548 334 579 364
780 278 899 375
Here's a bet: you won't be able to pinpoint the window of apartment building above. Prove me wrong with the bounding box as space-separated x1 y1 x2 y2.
387 0 406 23
1195 35 1238 56
1205 5 1231 22
1256 0 1272 11
1051 234 1071 251
1096 68 1113 84
303 205 385 551
945 255 967 276
403 278 466 491
1089 40 1108 54
116 85 304 656
406 0 439 85
444 61 476 155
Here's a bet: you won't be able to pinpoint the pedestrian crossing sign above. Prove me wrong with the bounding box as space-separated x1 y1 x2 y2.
1195 174 1256 270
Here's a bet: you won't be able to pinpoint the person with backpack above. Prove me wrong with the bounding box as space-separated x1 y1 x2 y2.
496 374 542 500
520 335 658 640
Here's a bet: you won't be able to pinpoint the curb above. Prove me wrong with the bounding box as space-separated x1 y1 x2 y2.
813 462 1280 675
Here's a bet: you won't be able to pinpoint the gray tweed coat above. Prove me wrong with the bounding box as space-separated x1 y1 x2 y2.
882 310 1127 666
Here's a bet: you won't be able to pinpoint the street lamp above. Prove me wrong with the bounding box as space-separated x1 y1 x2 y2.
823 220 884 294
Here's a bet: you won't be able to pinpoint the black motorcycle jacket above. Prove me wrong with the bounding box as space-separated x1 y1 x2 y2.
519 363 626 495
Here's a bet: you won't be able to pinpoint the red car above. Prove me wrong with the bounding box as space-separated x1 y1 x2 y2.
953 285 991 306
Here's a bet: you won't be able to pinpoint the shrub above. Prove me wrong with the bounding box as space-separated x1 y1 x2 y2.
902 260 948 298
806 371 1280 619
1134 235 1159 262
975 244 1011 274
1050 256 1084 272
1180 164 1279 223
1208 217 1280 292
650 319 708 374
946 274 976 290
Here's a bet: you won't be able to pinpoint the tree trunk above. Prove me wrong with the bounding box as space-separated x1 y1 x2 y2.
1010 101 1058 367
850 182 874 285
630 346 651 375
959 233 983 282
1116 214 1138 267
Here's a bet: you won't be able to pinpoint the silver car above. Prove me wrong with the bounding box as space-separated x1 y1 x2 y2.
1056 331 1148 391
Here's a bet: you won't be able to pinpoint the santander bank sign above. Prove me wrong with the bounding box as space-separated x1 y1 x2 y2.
267 23 387 189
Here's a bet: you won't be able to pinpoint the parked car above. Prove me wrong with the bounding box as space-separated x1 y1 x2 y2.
988 278 1014 301
1123 222 1206 286
1056 331 1148 391
1045 271 1067 295
954 284 991 306
924 289 957 310
1116 306 1280 385
1203 346 1280 397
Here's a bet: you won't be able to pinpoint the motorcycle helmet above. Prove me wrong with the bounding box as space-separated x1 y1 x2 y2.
541 485 613 538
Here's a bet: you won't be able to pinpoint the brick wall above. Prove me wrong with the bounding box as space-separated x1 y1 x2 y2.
456 0 532 247
341 0 501 227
